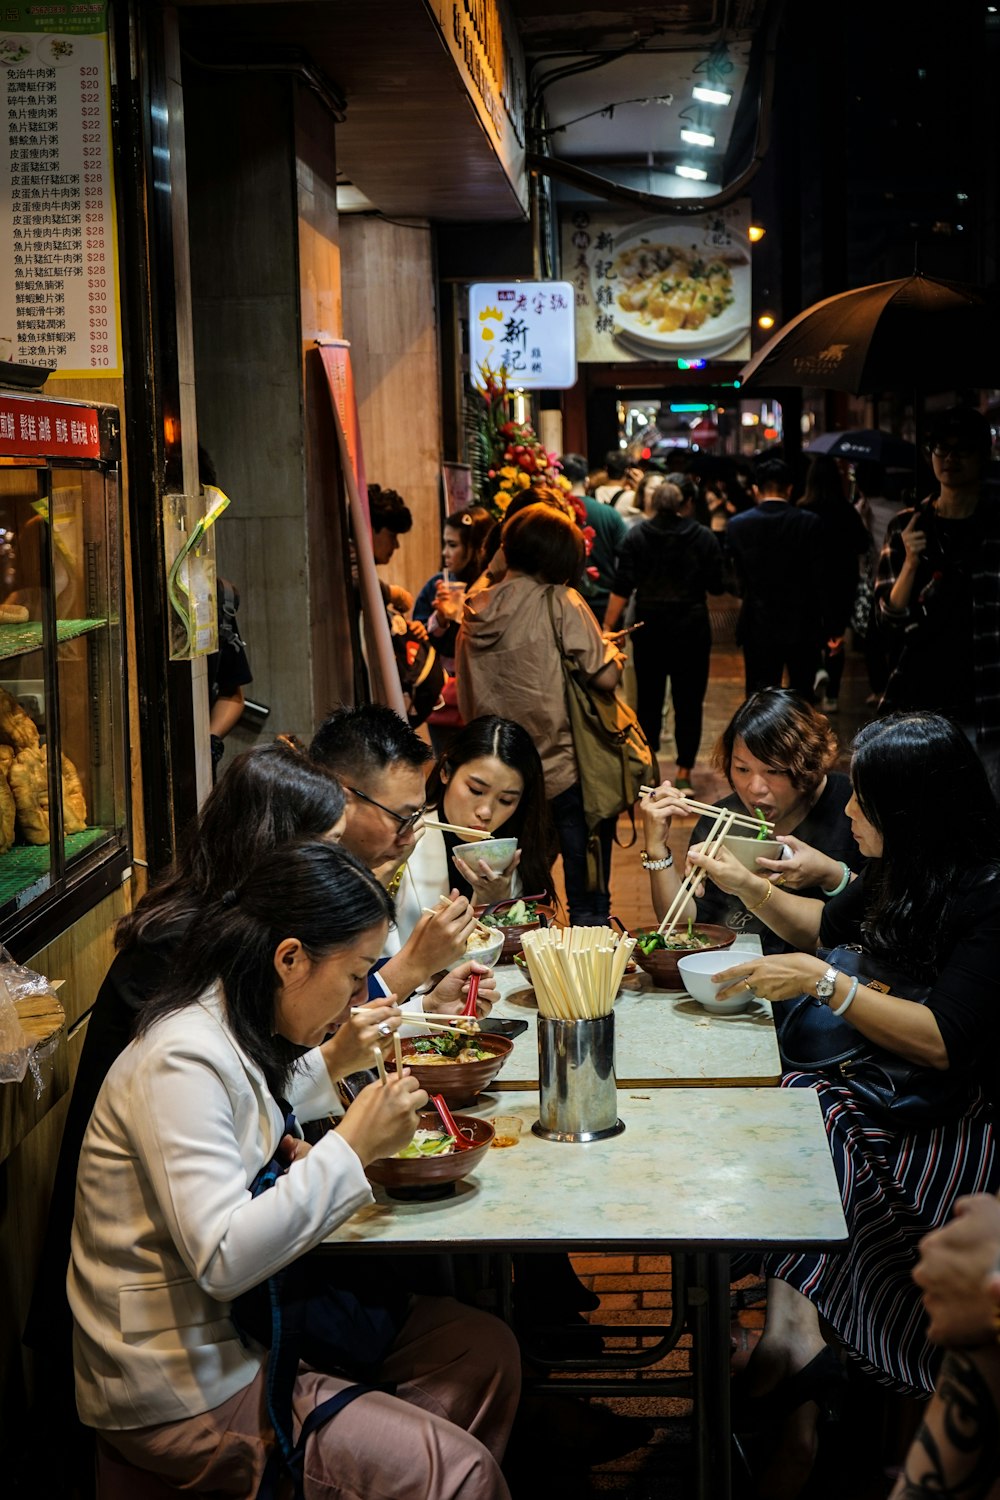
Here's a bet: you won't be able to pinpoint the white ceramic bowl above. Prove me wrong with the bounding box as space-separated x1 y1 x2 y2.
676 949 752 1014
445 926 505 972
453 836 518 875
721 833 789 873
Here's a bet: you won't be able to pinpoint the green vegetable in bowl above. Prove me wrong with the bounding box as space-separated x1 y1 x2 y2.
754 806 769 840
395 1129 455 1159
636 924 719 953
481 899 539 928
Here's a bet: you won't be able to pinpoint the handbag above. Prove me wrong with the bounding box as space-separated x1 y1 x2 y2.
779 945 976 1127
545 588 654 889
232 1109 407 1500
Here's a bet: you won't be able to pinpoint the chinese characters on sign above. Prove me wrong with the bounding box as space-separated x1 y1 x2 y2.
0 393 102 457
563 204 751 365
0 3 122 375
469 281 577 389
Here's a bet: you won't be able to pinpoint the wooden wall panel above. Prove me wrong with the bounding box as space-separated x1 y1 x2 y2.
339 216 444 605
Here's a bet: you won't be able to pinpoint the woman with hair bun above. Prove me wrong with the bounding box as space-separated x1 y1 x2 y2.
69 840 520 1499
641 689 863 952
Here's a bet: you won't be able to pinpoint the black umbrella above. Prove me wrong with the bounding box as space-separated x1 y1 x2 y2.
805 429 917 468
739 273 998 394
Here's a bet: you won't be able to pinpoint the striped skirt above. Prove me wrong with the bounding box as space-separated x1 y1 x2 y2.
765 1071 1000 1397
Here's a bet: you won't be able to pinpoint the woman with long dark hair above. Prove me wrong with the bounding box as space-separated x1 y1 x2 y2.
413 506 494 752
393 716 555 936
697 713 1000 1480
69 841 519 1498
25 744 399 1409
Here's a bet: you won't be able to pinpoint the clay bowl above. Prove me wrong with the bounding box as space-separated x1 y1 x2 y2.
386 1033 513 1107
474 902 555 964
632 924 737 991
366 1110 494 1198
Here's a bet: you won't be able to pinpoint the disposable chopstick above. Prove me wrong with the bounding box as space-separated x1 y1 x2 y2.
421 899 493 940
373 1046 387 1086
423 819 493 841
657 807 726 935
659 810 736 940
392 1032 404 1077
350 1007 478 1036
638 786 775 834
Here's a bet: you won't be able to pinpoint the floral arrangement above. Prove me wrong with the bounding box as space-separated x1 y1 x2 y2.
468 362 566 520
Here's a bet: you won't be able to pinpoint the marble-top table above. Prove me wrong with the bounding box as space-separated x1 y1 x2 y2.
324 1086 845 1500
488 934 782 1089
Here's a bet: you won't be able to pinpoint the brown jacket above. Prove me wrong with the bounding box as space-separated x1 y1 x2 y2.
456 575 614 798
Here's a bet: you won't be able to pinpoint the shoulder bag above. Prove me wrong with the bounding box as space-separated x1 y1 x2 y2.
779 945 976 1128
545 588 654 889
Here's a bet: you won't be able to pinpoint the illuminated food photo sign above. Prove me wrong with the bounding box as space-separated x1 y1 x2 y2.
564 202 751 364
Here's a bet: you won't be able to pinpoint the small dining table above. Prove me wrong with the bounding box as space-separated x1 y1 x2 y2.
323 1085 847 1500
488 934 782 1089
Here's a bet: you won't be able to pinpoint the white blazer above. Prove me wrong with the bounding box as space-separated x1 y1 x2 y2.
386 826 523 957
68 987 373 1431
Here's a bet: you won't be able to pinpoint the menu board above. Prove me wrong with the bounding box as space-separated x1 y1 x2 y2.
0 3 121 376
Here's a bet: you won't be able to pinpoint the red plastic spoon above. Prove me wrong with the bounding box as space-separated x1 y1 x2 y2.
461 969 480 1018
431 1092 473 1150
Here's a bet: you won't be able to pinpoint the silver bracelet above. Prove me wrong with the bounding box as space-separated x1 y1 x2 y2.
640 849 674 871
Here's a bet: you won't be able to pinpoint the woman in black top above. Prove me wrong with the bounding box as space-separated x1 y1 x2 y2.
641 691 863 954
701 713 1000 1411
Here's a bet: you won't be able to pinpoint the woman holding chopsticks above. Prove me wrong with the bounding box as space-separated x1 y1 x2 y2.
641 690 862 954
389 716 555 939
704 713 1000 1490
69 840 520 1500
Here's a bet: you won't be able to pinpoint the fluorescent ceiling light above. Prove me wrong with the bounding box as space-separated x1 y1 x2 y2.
680 125 716 147
692 83 732 106
675 163 709 181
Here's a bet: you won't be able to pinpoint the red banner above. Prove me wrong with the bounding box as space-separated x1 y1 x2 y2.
0 394 101 458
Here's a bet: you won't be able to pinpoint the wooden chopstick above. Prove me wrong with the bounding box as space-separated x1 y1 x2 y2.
423 819 494 841
422 898 493 941
349 1006 480 1036
373 1046 387 1086
638 785 775 834
658 810 737 939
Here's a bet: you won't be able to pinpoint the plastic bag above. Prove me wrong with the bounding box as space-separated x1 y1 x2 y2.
0 945 63 1094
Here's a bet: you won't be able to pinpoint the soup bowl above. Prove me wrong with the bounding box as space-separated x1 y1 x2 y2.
631 924 737 991
386 1032 513 1106
676 949 754 1014
366 1110 494 1197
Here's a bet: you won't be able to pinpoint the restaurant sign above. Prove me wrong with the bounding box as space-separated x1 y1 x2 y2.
563 202 752 365
0 392 101 457
424 0 527 210
0 2 122 376
469 281 576 389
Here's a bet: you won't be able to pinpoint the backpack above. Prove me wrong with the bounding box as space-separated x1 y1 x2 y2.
216 577 245 653
387 607 445 727
545 589 654 889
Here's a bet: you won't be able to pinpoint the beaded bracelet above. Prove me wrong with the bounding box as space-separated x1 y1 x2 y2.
822 861 851 899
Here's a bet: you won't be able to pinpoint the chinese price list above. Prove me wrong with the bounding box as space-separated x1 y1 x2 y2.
0 13 121 375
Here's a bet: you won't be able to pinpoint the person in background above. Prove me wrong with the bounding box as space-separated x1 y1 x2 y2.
458 504 625 925
724 453 827 697
561 452 627 624
874 405 1000 795
413 506 493 754
208 576 253 777
605 477 725 788
68 841 520 1500
309 704 494 1015
640 690 862 952
593 450 643 509
852 458 899 704
799 453 871 713
368 482 414 585
665 469 710 529
893 1193 1000 1498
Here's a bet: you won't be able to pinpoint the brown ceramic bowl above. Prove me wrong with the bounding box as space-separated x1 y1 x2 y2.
365 1110 494 1196
632 924 737 991
386 1033 513 1106
474 902 555 964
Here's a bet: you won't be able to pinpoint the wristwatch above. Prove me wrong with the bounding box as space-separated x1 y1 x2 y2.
640 849 673 871
815 965 839 1001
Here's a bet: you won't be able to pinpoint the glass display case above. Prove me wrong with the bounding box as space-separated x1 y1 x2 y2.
0 390 129 950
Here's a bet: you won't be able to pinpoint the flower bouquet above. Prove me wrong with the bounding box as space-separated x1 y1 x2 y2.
467 362 565 521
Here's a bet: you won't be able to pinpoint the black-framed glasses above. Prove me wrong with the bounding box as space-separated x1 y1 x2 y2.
347 785 428 835
929 441 976 458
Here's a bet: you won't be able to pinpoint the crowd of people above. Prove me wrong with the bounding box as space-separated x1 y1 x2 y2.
33 406 1000 1500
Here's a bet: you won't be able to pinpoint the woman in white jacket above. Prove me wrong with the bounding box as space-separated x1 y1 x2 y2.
69 840 520 1499
392 715 555 943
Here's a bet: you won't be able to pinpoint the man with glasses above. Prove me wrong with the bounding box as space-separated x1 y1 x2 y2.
310 704 492 1014
875 406 1000 794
